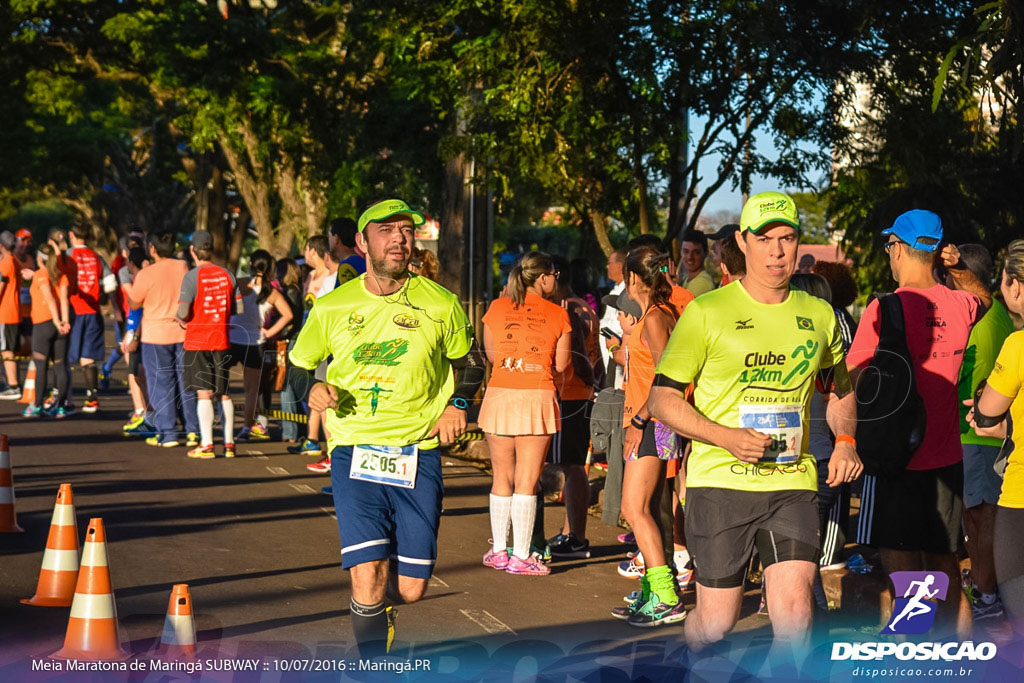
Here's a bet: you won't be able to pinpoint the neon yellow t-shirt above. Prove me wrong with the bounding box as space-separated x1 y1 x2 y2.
986 330 1024 509
655 281 845 492
289 273 473 451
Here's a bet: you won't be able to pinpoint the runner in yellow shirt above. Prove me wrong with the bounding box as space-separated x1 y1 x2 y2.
290 199 483 658
648 191 863 663
968 239 1024 636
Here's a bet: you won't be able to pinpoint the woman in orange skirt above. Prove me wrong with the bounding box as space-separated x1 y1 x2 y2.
479 252 571 575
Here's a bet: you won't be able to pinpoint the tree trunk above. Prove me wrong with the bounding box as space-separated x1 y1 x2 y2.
228 206 249 272
219 132 275 257
589 209 614 257
438 151 468 298
634 139 651 234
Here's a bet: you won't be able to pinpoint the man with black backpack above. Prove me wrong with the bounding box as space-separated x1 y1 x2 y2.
848 210 991 639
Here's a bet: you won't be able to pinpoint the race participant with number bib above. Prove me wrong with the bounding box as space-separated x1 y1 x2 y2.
648 191 862 660
289 198 483 658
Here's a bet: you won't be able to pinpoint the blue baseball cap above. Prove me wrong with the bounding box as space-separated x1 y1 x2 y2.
882 210 943 252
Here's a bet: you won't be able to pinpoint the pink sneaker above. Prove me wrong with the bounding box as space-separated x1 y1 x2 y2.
617 530 635 544
482 549 509 570
505 554 550 576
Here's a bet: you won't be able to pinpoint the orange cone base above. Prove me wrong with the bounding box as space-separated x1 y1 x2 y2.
49 618 130 661
22 571 78 607
1 522 24 533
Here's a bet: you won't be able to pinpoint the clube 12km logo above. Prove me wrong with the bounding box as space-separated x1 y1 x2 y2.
831 572 997 662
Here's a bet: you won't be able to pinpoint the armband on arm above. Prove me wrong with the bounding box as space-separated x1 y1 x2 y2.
652 373 689 393
449 339 485 404
973 380 1009 428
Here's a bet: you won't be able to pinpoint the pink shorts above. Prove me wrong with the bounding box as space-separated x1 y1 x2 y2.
478 387 560 436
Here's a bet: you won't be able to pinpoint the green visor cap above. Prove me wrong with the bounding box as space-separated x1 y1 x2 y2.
357 199 426 233
740 191 800 234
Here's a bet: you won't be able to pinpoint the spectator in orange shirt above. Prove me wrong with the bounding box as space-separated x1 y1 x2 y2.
479 251 571 576
0 232 24 399
23 244 71 418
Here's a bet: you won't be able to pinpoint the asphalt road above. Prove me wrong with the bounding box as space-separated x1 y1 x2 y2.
0 369 1018 682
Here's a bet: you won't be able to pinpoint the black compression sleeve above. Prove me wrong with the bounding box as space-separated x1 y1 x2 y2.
450 339 485 402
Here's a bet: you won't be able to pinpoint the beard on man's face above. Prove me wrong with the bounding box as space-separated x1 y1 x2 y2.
369 250 411 281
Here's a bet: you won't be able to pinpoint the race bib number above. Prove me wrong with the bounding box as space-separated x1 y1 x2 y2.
350 444 419 488
739 404 803 464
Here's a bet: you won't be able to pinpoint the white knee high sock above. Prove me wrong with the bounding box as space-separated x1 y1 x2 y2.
197 399 214 447
221 398 234 444
511 493 537 560
489 494 512 553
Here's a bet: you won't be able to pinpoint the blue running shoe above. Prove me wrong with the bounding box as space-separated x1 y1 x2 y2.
287 439 322 456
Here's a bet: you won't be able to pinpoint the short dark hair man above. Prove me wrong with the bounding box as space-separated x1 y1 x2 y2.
329 217 366 287
679 228 714 296
290 198 484 657
124 231 199 447
67 224 118 413
176 230 241 459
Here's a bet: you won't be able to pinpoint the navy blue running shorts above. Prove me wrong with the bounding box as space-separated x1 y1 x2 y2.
330 445 443 579
68 311 104 364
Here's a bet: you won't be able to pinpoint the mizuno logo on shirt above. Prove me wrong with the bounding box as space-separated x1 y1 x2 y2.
736 318 754 330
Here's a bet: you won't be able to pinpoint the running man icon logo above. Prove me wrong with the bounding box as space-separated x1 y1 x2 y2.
881 571 950 635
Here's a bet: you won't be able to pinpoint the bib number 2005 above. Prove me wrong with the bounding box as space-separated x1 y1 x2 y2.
350 444 419 488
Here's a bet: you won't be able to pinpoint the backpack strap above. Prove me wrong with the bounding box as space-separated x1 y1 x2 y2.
875 292 907 350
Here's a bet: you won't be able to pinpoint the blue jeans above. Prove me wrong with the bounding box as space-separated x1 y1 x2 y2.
280 338 301 441
142 342 198 442
102 320 126 375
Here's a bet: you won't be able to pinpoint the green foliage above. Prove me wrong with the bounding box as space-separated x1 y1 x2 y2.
790 191 831 245
830 1 1023 296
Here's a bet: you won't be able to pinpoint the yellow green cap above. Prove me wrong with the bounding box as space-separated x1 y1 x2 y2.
357 199 426 233
740 191 800 233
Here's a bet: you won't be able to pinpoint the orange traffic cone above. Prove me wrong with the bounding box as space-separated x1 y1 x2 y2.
157 584 197 659
22 484 79 606
18 362 35 404
0 434 23 533
50 518 129 661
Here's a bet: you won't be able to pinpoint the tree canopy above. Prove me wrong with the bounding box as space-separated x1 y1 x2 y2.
2 0 1020 297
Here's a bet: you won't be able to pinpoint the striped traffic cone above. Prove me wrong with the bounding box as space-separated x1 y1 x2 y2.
0 434 23 533
18 362 35 404
22 484 79 606
157 584 197 659
50 518 129 661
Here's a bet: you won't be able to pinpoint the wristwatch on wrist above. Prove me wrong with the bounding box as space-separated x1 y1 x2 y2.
449 397 469 411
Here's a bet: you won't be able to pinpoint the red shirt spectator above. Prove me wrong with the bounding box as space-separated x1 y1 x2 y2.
847 285 982 470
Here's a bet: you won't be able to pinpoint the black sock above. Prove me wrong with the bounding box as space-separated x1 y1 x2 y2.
350 598 388 658
84 364 99 396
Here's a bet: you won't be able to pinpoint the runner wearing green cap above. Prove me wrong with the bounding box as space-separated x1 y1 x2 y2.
648 191 862 658
290 198 484 658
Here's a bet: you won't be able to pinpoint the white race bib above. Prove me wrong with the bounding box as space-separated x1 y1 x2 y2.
739 404 804 464
350 444 419 488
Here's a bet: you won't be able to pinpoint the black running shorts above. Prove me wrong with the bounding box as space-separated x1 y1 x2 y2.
686 487 820 588
183 349 230 395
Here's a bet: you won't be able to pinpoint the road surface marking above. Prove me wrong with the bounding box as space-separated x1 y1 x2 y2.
266 466 289 475
429 575 449 588
460 609 516 635
290 483 317 494
320 506 337 520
